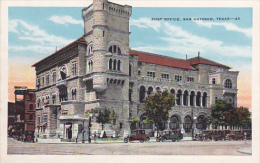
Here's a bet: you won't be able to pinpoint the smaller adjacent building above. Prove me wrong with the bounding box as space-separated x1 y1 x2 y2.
8 86 36 141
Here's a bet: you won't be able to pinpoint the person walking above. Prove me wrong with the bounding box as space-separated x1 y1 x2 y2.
94 131 97 143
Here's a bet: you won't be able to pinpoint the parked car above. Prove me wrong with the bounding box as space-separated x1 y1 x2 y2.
227 131 244 140
156 130 183 142
124 130 150 143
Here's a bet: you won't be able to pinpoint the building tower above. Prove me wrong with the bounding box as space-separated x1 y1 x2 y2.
82 0 132 131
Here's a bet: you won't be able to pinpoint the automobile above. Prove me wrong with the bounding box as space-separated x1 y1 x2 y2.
210 130 226 141
227 132 244 140
124 129 150 143
156 130 183 142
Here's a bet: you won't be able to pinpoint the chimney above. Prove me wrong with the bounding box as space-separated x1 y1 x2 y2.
198 51 200 58
56 46 57 52
186 54 187 60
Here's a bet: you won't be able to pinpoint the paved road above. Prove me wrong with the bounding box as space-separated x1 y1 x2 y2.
8 138 251 155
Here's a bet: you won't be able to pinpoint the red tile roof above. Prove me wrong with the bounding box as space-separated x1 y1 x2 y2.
32 37 86 67
129 50 230 70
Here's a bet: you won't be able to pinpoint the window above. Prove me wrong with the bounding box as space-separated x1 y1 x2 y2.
42 77 45 86
43 114 48 123
52 72 56 84
37 99 40 108
147 71 155 78
212 78 216 84
215 97 218 103
37 116 40 125
87 43 93 56
187 77 194 82
113 59 117 70
108 45 121 54
139 86 146 102
52 95 56 104
29 104 33 110
59 87 68 102
72 89 77 100
224 79 232 88
109 59 113 70
103 31 105 37
175 75 182 82
62 111 68 115
37 78 40 87
117 60 121 71
29 114 33 120
46 74 49 86
138 70 141 76
29 93 33 100
72 62 77 76
129 64 132 77
161 73 169 79
88 60 93 72
60 66 67 80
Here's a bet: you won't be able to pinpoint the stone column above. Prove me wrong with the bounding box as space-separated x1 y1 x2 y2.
180 93 183 106
167 120 171 130
187 92 190 106
200 96 203 107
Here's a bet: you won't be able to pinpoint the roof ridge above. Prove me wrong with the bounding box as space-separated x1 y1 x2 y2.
130 50 187 61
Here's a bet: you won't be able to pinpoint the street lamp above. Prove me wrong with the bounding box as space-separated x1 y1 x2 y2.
191 107 197 140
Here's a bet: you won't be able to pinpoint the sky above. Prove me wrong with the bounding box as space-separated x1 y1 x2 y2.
8 6 252 109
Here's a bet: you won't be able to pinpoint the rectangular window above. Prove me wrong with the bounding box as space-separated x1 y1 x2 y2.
187 77 194 82
53 72 56 84
43 114 48 123
138 70 141 76
37 78 40 87
212 78 216 84
29 114 33 120
161 73 169 79
175 75 182 82
29 104 33 110
62 111 68 116
147 71 155 78
37 116 40 125
46 74 49 86
42 77 45 87
52 95 56 104
72 62 77 76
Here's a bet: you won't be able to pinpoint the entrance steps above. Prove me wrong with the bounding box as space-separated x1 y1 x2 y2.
182 137 192 141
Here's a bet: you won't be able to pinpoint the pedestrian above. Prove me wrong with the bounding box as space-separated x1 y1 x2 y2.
244 131 247 141
94 131 97 143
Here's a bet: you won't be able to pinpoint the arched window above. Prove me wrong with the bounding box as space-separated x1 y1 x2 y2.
88 60 93 72
86 43 93 56
37 99 40 108
109 59 113 70
113 59 117 70
177 90 182 105
147 87 153 96
129 89 132 102
139 86 146 103
46 74 49 86
190 91 195 106
196 92 201 106
108 45 121 54
183 90 188 106
224 79 232 88
117 60 121 71
202 92 207 107
156 87 161 93
60 66 67 80
59 86 68 102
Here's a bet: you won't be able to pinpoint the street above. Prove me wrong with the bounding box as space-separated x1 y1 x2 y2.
7 138 251 155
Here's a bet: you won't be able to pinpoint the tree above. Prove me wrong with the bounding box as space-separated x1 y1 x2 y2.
208 100 234 128
95 108 111 130
129 117 140 130
142 90 175 137
236 107 251 129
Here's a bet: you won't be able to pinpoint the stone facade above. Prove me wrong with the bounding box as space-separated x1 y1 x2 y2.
32 0 238 142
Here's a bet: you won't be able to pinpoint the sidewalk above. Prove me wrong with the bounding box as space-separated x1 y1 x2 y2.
237 147 252 155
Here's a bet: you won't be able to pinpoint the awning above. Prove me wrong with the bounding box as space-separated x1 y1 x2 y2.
39 123 47 127
65 125 71 129
44 100 50 104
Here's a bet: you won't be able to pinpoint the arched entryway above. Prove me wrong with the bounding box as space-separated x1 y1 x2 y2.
170 115 181 131
183 116 192 133
196 115 208 130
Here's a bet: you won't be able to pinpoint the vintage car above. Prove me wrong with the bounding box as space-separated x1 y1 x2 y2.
156 130 183 142
124 130 150 143
227 132 244 140
210 130 226 141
